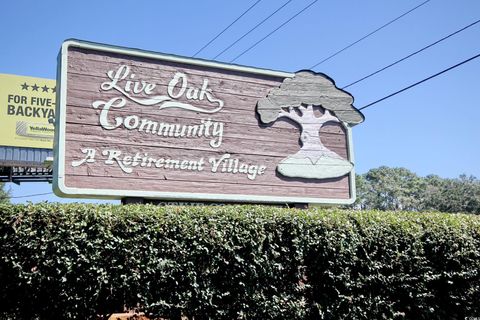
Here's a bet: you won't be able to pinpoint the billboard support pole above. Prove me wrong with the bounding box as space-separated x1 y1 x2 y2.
121 197 145 205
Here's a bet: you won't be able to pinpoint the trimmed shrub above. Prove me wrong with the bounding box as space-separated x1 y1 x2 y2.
0 203 479 319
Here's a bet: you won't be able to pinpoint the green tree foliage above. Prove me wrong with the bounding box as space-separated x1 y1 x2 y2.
355 167 480 213
0 182 9 203
423 174 480 213
354 166 425 211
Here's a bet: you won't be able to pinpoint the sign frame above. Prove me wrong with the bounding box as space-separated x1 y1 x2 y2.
54 39 357 204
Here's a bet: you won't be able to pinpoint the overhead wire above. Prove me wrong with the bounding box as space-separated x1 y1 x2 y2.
309 0 431 69
10 192 53 199
213 0 293 60
192 0 263 57
359 52 480 111
230 0 319 63
342 18 480 89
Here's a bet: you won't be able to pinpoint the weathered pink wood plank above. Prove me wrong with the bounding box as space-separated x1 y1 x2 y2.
65 106 346 139
64 123 349 159
64 140 349 190
67 68 278 100
65 158 349 192
64 76 273 117
68 47 285 86
65 91 349 136
61 46 353 201
65 175 350 199
65 73 355 121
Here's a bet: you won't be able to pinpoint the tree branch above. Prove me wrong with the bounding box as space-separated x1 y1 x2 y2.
302 104 315 117
279 106 302 123
319 109 340 124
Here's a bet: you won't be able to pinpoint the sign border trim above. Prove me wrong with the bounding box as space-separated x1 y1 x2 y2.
53 39 357 205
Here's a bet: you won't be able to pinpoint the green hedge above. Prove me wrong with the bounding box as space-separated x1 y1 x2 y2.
0 204 479 320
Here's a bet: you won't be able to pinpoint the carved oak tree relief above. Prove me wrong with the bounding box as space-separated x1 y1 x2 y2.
256 71 364 179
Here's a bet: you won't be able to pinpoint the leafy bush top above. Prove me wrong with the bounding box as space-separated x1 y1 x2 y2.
1 203 479 319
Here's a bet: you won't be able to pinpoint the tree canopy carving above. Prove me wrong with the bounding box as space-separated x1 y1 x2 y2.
257 71 364 179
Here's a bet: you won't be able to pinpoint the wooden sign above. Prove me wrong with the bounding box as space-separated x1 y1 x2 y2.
53 39 364 204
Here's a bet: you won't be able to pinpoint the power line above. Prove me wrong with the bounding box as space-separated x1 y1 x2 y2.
343 18 480 89
230 0 318 63
213 0 293 60
309 0 431 69
11 192 53 199
359 52 480 111
192 0 263 57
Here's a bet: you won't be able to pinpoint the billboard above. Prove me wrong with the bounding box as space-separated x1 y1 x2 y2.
0 73 56 149
54 40 364 204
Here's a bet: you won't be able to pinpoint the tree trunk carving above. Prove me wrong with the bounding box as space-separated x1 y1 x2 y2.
277 105 353 179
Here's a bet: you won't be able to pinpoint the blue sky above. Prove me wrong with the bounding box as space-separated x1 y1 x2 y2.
1 0 479 203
